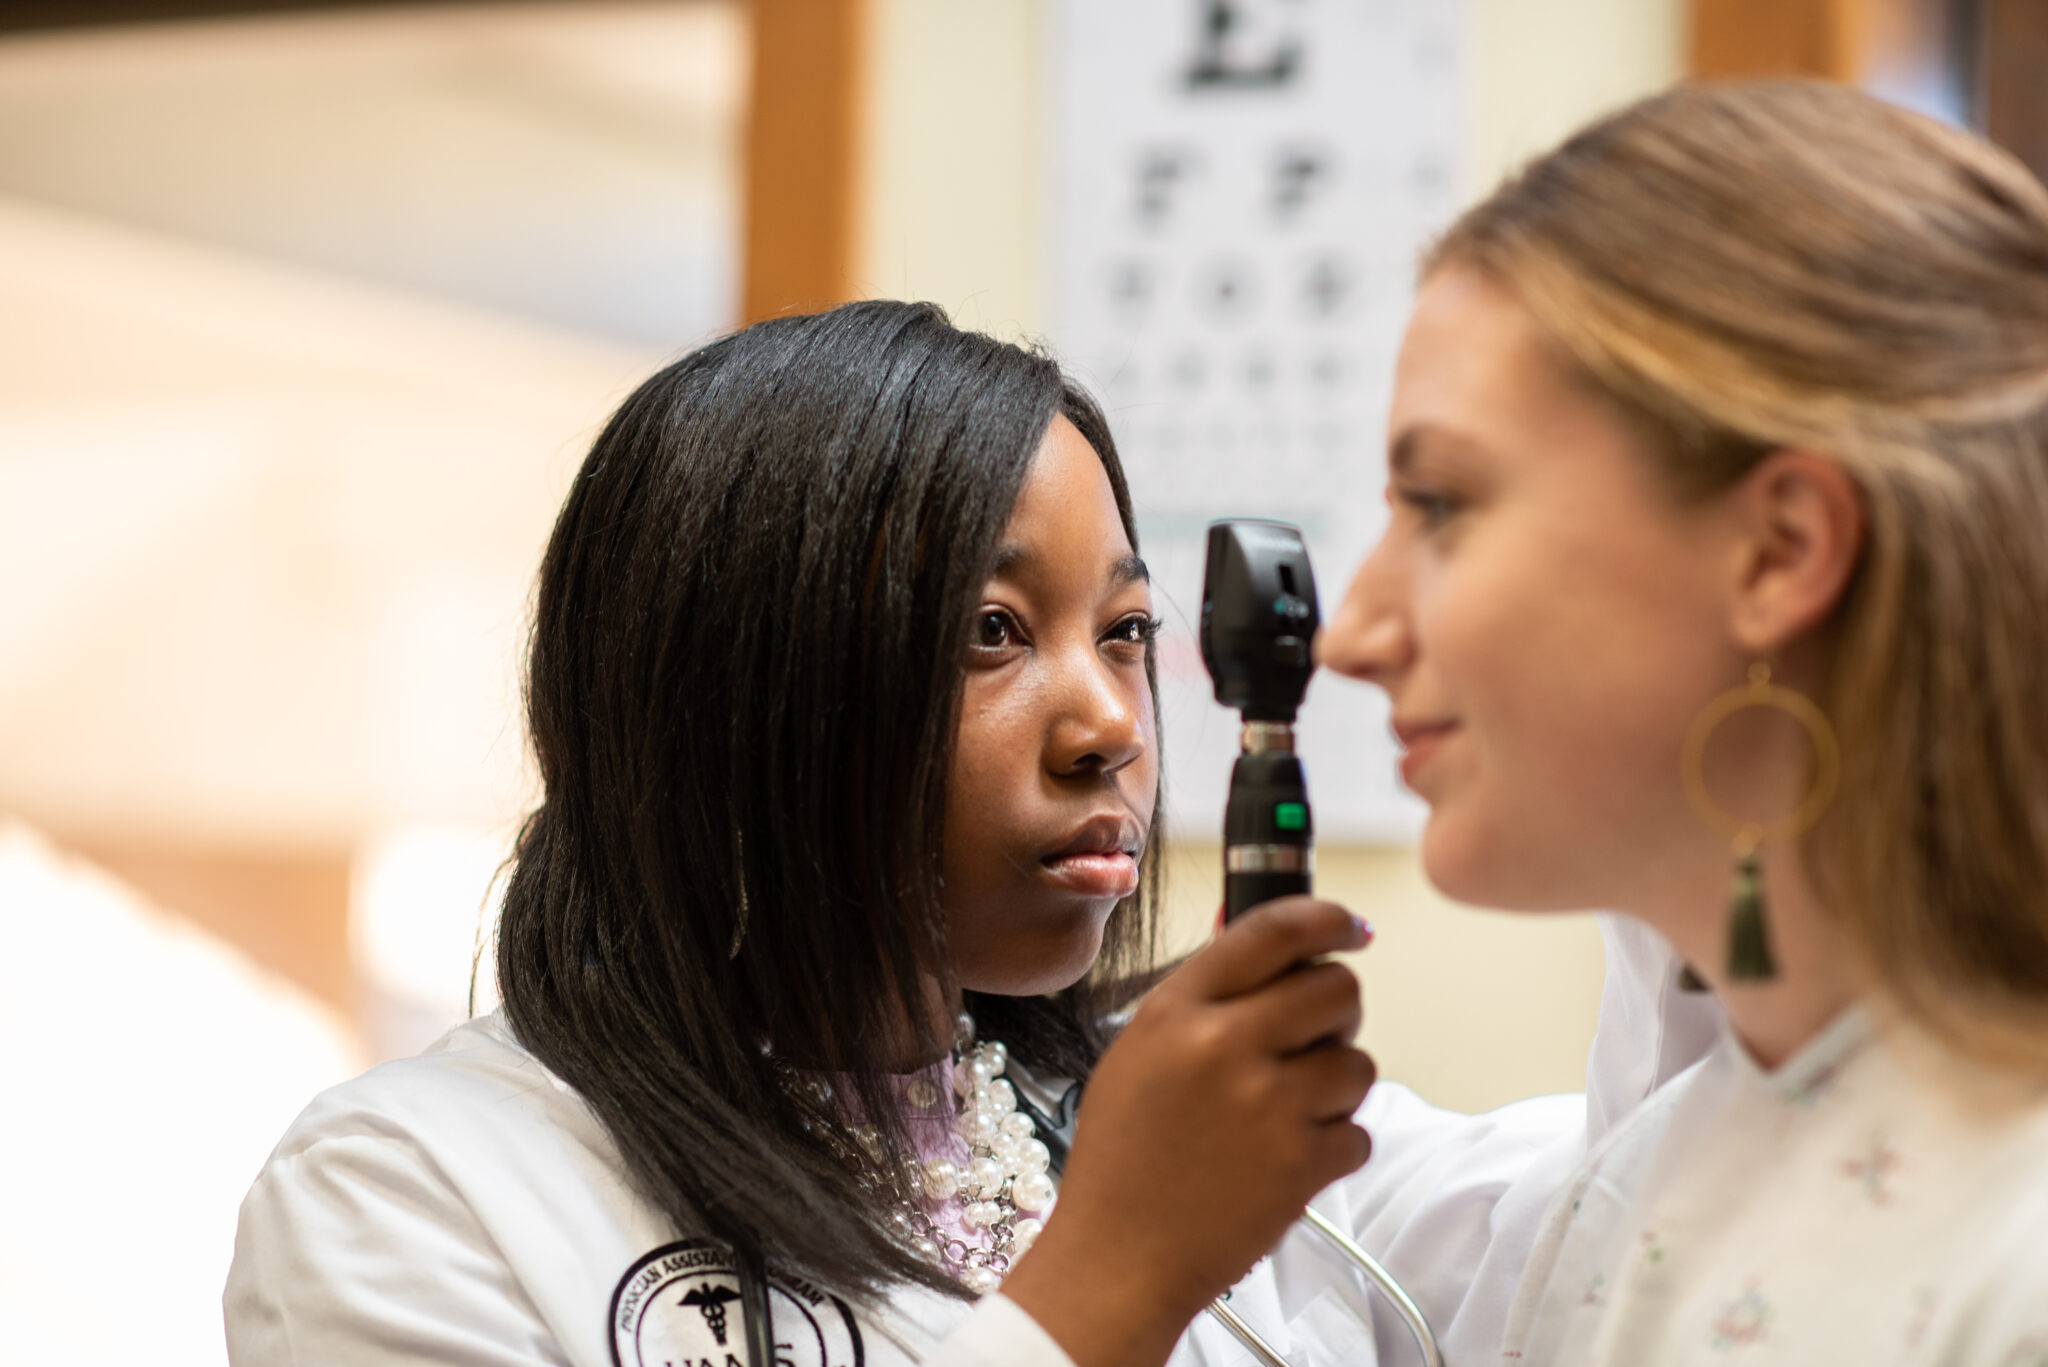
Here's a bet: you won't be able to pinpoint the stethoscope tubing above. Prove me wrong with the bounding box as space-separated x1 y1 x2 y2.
1198 1206 1445 1367
1297 1205 1445 1367
739 1246 775 1367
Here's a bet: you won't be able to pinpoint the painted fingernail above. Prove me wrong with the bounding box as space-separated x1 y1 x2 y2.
1352 916 1375 945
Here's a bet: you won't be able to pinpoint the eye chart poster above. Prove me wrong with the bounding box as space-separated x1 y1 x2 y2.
1047 0 1463 843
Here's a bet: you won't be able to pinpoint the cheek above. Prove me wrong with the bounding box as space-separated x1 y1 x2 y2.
944 685 1019 867
1132 679 1161 814
1414 528 1718 906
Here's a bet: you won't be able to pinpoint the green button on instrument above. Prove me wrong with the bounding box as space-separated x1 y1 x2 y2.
1274 802 1307 831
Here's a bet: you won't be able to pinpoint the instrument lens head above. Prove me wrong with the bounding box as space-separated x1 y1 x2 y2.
1199 520 1321 722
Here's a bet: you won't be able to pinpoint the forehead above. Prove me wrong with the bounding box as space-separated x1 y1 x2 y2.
995 415 1136 570
1390 267 1571 428
1389 267 1676 495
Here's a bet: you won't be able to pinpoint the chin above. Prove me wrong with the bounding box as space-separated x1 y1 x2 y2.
1417 817 1484 906
1419 807 1606 914
957 908 1111 997
1418 803 1538 911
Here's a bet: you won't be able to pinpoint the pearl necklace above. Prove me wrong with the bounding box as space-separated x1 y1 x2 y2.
895 1015 1057 1295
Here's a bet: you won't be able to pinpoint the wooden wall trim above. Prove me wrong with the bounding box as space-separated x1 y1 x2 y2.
1984 0 2048 183
1691 0 2047 185
742 0 866 324
58 833 356 1019
1690 0 1859 80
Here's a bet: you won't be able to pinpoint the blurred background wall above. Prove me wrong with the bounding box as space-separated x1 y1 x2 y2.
0 8 733 1361
2 2 2041 1364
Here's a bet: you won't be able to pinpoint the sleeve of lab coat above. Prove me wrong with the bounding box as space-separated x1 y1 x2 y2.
225 1130 569 1367
1326 916 1725 1367
1339 1080 1584 1366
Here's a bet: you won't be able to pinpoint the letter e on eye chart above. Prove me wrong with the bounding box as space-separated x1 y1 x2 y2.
1046 0 1461 840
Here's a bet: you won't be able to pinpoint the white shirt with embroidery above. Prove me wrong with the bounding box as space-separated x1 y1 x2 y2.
1501 1005 2048 1365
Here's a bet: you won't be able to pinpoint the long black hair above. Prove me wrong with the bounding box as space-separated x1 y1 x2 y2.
497 300 1162 1302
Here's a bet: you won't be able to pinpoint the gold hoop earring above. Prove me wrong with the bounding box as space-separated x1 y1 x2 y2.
1678 661 1839 986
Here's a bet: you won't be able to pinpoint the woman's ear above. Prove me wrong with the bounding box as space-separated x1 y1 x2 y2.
1726 449 1865 654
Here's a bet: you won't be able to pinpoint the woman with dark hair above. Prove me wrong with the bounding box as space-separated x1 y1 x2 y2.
224 300 1383 1367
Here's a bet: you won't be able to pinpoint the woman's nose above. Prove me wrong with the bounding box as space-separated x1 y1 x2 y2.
1050 654 1146 777
1316 537 1411 686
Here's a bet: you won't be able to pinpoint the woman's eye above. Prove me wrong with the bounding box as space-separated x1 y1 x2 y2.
974 610 1019 649
1105 614 1162 648
1393 485 1461 530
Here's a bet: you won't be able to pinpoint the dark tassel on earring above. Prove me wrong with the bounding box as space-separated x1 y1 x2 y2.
1726 848 1776 981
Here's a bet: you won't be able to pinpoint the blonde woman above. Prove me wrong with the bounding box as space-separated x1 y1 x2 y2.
1320 81 2048 1360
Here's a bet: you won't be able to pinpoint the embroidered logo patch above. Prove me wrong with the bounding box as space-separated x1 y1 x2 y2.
609 1240 864 1367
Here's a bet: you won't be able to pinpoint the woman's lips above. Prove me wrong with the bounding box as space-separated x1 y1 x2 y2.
1039 850 1141 898
1394 721 1458 787
1040 812 1143 898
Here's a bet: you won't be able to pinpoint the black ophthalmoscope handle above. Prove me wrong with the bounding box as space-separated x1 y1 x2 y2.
1201 518 1321 924
1222 748 1313 922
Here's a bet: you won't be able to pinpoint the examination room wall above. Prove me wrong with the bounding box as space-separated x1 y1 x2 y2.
0 4 1678 1365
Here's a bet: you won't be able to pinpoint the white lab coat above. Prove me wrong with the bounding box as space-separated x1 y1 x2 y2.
224 917 1719 1367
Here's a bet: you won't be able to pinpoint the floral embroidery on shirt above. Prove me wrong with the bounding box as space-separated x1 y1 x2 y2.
1842 1135 1901 1206
1640 1229 1667 1267
1709 1282 1772 1350
1902 1286 1939 1348
1581 1272 1606 1308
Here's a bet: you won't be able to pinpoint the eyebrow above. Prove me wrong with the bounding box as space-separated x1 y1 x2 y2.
1389 424 1483 479
989 544 1150 587
1388 428 1422 478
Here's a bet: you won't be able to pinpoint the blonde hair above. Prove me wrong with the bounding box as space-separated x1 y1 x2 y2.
1430 80 2048 1071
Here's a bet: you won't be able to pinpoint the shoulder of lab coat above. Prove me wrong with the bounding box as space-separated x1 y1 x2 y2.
224 1012 612 1365
224 1011 1079 1367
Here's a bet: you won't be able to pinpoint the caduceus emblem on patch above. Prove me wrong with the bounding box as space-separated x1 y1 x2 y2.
609 1240 864 1367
